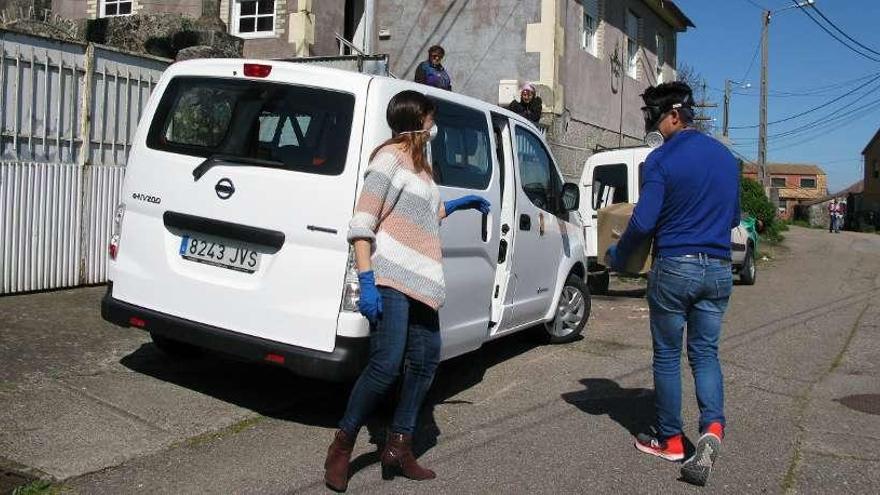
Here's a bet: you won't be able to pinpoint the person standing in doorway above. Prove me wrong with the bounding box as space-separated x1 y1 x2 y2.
836 199 846 232
414 45 452 91
606 81 740 487
323 90 489 492
507 83 543 124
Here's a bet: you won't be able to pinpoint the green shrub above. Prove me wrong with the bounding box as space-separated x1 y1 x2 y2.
741 178 785 242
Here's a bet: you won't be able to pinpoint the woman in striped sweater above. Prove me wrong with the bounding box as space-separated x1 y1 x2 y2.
323 90 490 491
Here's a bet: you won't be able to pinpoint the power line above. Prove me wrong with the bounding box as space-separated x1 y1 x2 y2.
792 1 880 63
739 71 880 97
740 0 769 10
811 4 880 58
739 31 762 83
728 73 880 129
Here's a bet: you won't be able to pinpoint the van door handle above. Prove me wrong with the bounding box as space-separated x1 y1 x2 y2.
519 214 531 231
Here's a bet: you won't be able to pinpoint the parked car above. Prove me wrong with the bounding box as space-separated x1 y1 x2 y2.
101 59 589 381
577 145 757 293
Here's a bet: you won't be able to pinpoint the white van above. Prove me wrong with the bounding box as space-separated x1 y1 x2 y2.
578 145 756 293
101 59 589 381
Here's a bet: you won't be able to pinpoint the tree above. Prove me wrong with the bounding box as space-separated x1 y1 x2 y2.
677 64 715 134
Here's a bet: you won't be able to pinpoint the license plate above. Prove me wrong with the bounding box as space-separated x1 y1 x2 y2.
179 234 261 273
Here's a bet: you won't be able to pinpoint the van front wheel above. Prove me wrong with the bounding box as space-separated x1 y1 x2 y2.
540 275 591 344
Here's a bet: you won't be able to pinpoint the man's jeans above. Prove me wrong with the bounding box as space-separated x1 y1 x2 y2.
647 255 733 439
339 287 441 437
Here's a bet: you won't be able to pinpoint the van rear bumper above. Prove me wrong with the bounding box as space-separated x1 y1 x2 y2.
101 284 369 382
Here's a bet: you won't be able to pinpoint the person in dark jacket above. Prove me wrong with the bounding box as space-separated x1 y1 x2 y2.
507 83 543 124
606 81 740 487
414 45 452 91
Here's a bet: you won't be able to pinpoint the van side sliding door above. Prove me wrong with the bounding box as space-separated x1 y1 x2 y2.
429 98 502 359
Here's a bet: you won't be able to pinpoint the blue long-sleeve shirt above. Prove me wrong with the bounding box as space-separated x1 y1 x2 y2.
616 129 740 264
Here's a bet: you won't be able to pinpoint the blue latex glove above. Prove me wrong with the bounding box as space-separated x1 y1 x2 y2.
605 245 623 272
357 270 383 324
444 195 491 216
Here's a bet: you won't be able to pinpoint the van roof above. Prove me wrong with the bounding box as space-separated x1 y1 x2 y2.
167 58 543 133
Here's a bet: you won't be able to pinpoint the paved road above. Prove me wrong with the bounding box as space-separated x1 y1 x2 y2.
1 227 879 494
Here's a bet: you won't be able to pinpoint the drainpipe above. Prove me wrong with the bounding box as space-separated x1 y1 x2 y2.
363 0 376 54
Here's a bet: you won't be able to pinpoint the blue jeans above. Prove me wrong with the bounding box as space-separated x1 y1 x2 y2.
339 287 441 436
647 255 732 439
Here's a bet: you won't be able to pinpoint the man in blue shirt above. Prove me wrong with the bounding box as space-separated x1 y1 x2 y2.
607 82 740 486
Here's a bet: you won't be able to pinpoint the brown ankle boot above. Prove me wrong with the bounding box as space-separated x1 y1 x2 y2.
380 432 436 481
324 429 356 492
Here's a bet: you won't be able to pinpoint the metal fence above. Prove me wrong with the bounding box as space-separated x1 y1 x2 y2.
0 29 168 294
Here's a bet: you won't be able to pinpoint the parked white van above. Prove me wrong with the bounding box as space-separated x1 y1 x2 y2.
578 145 756 293
102 59 589 381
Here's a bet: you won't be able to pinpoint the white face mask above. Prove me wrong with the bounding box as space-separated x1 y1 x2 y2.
400 124 438 142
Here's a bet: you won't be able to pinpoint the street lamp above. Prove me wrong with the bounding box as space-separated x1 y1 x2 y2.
758 0 816 188
722 80 751 141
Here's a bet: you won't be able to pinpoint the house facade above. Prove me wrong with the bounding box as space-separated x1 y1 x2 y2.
37 0 352 57
375 0 693 178
743 163 828 219
28 0 692 179
861 128 880 211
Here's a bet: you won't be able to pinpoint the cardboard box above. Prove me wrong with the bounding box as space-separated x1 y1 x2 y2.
597 203 653 274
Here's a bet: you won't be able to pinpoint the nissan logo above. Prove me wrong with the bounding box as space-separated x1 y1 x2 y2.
215 178 235 200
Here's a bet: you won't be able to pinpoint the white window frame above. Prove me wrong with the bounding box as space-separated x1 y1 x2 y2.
101 0 134 18
232 0 277 39
656 33 666 83
581 0 599 57
625 10 640 79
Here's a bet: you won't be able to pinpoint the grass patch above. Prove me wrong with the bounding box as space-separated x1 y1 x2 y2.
12 480 66 495
178 415 263 448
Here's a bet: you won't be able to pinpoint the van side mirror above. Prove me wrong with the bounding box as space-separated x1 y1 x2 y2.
562 182 580 212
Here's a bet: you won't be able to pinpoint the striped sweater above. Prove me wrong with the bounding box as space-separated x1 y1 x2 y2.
348 145 445 309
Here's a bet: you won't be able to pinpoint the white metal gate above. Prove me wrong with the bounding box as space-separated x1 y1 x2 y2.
0 29 168 294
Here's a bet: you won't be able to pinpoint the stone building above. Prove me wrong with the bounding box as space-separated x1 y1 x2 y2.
861 128 880 212
13 0 692 178
743 163 828 220
375 0 694 179
15 0 355 57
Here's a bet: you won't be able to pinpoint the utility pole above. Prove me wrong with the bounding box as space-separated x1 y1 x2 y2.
758 9 770 189
693 79 718 131
723 79 732 140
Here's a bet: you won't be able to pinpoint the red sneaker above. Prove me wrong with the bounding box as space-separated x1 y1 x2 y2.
634 432 685 461
704 422 724 441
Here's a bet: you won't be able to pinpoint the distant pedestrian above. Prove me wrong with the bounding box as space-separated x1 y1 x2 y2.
507 83 543 124
828 200 838 233
836 200 846 232
414 45 452 91
606 81 739 486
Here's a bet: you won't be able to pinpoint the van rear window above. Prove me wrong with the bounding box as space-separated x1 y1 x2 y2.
147 77 355 176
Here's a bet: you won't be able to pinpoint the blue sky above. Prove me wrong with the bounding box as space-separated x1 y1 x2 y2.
674 0 880 192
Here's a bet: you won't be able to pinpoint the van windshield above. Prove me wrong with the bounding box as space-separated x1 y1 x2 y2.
147 77 355 176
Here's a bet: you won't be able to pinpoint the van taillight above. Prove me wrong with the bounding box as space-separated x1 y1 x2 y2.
109 235 120 260
244 63 272 78
129 316 146 328
109 203 125 261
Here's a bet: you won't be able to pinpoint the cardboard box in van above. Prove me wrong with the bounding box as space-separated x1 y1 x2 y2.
597 203 652 274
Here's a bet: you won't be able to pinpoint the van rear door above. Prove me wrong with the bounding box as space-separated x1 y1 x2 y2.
111 62 367 353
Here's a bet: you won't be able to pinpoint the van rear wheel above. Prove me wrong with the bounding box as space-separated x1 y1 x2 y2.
540 274 591 344
151 333 201 357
